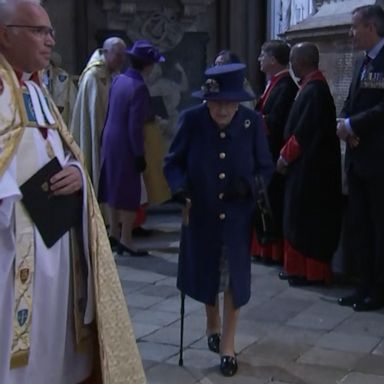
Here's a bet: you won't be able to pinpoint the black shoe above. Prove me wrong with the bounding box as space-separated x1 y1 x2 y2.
260 256 275 266
109 236 119 251
207 333 220 353
338 293 364 307
132 227 154 237
278 271 299 280
252 255 262 263
288 277 324 287
288 276 308 286
353 296 384 312
220 356 238 377
117 243 149 257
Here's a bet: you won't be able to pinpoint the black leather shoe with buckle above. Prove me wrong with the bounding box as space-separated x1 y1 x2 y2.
220 356 238 376
207 333 220 353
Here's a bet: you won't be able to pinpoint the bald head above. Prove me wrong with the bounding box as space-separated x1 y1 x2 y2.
290 42 319 78
103 37 125 51
102 36 126 73
0 0 41 24
0 1 54 72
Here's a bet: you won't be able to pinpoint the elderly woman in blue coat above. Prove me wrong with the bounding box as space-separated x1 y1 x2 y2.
164 63 274 376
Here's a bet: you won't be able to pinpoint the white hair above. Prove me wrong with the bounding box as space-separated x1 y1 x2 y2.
0 0 41 25
103 37 126 52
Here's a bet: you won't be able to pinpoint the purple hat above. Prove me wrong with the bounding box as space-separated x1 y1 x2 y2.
126 40 165 64
192 63 253 101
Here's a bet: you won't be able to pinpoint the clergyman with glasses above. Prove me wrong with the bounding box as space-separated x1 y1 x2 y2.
0 1 145 383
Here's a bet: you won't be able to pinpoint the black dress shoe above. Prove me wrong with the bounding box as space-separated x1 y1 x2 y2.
338 293 364 307
278 271 299 280
353 296 384 312
207 333 220 353
220 355 238 377
288 277 324 287
117 243 149 257
260 256 275 266
288 276 308 286
108 236 119 251
132 227 154 237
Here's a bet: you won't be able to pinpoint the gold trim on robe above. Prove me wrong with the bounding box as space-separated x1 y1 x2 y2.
0 53 147 384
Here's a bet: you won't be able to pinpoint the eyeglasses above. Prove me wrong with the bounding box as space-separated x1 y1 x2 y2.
6 25 55 38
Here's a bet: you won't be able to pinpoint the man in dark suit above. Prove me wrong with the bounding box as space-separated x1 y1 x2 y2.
337 5 384 311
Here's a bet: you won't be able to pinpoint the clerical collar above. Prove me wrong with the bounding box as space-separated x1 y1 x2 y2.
270 69 289 81
13 69 40 85
21 72 33 82
298 70 326 89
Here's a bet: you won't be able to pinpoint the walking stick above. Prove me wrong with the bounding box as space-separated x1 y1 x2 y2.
178 291 185 366
178 199 191 367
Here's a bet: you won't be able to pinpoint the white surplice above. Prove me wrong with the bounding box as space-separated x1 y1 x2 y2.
0 124 93 384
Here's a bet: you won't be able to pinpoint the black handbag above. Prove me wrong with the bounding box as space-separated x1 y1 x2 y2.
253 175 277 245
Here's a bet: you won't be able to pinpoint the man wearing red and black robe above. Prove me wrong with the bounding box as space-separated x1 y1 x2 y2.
276 42 342 286
252 40 298 264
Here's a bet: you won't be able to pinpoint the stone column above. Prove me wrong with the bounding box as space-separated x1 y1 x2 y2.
75 0 89 73
216 0 267 95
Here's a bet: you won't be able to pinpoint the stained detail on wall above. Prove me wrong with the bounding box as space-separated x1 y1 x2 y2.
140 11 184 50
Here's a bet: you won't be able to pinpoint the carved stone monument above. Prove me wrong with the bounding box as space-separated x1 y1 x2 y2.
97 0 213 140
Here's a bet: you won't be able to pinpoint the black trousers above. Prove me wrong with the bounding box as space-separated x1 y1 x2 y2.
346 166 384 298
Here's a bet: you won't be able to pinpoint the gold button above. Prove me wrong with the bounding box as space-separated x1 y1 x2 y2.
219 152 226 159
219 213 226 220
220 132 226 139
218 193 224 200
218 173 226 180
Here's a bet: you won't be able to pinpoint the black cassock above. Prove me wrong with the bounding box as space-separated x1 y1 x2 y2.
257 73 298 241
283 79 342 262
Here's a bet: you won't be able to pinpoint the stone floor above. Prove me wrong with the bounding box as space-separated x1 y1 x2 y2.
116 206 384 384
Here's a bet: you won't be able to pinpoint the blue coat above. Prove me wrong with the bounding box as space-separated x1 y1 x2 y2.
164 104 274 308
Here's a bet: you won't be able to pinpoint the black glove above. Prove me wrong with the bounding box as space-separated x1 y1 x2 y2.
172 190 189 206
134 156 147 173
223 178 251 201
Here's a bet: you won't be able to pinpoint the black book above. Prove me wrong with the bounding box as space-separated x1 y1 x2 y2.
20 157 82 248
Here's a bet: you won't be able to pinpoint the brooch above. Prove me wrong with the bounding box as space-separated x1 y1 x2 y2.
244 119 251 129
201 78 220 95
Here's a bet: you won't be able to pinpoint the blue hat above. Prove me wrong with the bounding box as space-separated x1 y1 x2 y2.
192 63 252 101
126 40 165 64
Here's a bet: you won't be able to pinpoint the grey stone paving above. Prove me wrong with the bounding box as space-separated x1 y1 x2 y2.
116 207 384 384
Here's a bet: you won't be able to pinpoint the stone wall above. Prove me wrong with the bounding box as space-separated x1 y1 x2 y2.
282 0 379 114
287 34 354 114
45 0 109 74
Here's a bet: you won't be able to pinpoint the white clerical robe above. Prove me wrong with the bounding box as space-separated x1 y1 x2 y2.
0 53 147 384
0 124 92 384
70 49 110 193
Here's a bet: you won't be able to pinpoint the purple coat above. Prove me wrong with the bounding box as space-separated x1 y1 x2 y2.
98 69 151 210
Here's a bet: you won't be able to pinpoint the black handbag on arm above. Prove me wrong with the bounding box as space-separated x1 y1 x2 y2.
253 175 276 245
